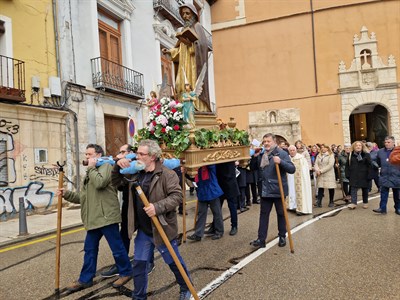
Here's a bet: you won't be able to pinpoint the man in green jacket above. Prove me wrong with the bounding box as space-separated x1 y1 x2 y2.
57 144 132 293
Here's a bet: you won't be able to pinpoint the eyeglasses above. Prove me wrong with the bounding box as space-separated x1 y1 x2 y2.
136 152 149 157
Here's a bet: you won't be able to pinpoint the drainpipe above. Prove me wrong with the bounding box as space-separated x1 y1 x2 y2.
53 0 80 190
310 0 318 93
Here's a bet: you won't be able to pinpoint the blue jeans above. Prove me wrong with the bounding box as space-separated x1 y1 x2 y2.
79 223 132 284
379 187 400 212
132 230 190 300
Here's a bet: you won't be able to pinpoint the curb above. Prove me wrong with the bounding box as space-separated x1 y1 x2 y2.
0 222 84 249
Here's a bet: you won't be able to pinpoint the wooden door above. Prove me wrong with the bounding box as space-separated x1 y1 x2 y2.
104 115 127 157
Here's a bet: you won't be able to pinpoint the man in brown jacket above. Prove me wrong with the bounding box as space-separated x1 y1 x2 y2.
111 139 191 300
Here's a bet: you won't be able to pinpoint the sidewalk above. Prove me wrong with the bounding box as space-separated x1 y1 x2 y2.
0 205 83 247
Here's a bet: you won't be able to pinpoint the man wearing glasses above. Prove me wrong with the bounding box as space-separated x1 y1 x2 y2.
112 139 192 300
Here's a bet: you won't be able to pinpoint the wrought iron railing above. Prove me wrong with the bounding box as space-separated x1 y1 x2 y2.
153 0 184 27
91 57 144 99
0 55 26 102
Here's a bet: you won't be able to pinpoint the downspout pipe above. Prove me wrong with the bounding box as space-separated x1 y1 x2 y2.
53 0 80 190
310 0 318 93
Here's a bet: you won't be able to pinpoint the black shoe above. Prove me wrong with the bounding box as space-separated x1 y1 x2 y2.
187 234 201 241
250 239 266 248
252 199 260 204
211 234 223 240
229 227 237 236
278 236 286 247
204 227 215 235
240 207 249 212
395 210 400 215
147 262 155 275
328 202 334 207
100 265 119 278
373 208 387 214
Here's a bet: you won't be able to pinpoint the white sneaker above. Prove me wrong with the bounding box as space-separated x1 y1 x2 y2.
348 203 357 209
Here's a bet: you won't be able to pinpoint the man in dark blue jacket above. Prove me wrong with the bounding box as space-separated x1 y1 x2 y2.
373 136 400 215
250 133 295 248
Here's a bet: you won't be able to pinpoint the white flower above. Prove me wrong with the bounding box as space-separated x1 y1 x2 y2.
165 126 172 133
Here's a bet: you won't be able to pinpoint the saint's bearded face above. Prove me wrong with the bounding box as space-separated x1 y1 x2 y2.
181 7 196 27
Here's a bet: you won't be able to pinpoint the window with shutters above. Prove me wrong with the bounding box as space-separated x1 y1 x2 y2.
98 10 122 81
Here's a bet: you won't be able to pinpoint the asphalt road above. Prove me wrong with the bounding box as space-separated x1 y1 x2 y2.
1 188 399 300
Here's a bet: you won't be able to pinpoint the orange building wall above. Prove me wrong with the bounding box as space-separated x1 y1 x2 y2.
211 0 400 146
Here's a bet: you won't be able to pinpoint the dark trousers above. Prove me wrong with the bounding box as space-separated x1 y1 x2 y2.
351 187 369 204
220 196 238 228
238 187 246 209
250 182 258 202
317 188 335 203
257 197 286 242
368 178 380 192
132 230 190 300
120 198 130 253
79 223 132 284
378 187 400 212
343 182 350 196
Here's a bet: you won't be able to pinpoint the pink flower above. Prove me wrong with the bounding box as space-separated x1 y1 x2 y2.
173 125 180 131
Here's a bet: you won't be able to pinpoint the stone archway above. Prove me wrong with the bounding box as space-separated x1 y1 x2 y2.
342 92 399 146
348 103 389 147
338 26 399 145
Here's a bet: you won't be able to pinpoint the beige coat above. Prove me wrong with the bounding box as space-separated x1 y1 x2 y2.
314 153 337 189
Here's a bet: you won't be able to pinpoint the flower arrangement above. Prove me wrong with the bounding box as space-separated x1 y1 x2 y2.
137 97 188 154
136 96 250 157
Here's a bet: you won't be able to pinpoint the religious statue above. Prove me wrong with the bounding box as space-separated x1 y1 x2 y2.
162 3 211 112
182 83 196 129
146 91 159 111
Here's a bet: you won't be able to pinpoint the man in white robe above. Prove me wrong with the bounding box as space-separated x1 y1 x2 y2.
288 146 313 215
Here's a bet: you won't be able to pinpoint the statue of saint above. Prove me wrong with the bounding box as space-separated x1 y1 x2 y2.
182 83 197 128
162 3 211 112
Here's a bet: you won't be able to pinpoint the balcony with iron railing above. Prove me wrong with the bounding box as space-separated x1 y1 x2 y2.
91 57 145 99
153 0 184 27
0 55 26 103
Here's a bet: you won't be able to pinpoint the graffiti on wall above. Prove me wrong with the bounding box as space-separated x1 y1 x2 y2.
30 165 60 182
0 181 53 220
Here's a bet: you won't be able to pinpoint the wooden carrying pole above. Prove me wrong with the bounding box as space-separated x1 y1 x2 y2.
275 163 295 254
55 161 65 295
132 182 199 300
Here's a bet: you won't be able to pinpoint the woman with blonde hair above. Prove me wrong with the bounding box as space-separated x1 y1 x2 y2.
314 144 336 207
345 141 371 209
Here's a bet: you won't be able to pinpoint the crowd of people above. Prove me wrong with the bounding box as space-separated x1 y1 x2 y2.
55 134 400 299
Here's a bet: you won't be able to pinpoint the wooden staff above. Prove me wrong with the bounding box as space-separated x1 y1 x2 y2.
55 161 65 295
132 182 199 300
181 169 187 242
193 200 199 230
275 162 294 254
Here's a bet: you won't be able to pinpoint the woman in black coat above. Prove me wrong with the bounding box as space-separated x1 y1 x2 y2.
345 141 371 209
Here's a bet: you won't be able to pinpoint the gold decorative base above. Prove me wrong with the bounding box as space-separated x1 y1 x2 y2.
193 113 219 130
163 145 250 176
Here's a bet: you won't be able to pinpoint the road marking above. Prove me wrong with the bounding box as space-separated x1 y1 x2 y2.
0 227 84 253
193 194 381 299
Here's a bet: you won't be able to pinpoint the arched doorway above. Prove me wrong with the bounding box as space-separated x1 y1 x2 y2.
349 104 388 147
